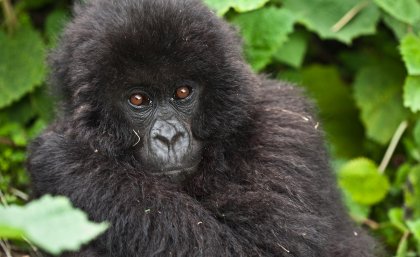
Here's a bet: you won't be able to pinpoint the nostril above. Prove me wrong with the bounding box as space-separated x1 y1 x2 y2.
171 132 185 145
154 134 171 147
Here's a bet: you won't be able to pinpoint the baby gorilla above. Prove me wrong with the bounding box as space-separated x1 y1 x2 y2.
28 0 382 256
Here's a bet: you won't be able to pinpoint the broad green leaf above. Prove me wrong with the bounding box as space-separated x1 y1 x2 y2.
338 158 390 205
282 0 380 44
0 24 46 109
204 0 269 16
374 0 420 25
407 220 420 242
0 195 108 255
400 34 420 76
383 14 420 40
403 76 420 112
232 7 295 71
388 208 408 232
353 64 408 144
273 31 308 68
45 10 69 47
280 65 364 158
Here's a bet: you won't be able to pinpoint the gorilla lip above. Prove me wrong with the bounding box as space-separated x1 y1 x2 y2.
151 163 199 176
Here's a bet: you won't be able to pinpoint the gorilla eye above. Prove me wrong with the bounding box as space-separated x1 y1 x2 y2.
129 93 150 107
174 86 191 100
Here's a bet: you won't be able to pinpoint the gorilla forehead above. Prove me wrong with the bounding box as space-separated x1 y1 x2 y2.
69 0 237 75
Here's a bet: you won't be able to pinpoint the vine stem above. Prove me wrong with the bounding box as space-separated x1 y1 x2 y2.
1 0 17 31
331 1 369 32
378 120 408 173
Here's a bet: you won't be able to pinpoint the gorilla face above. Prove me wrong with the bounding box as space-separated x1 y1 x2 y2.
50 0 253 182
120 80 203 180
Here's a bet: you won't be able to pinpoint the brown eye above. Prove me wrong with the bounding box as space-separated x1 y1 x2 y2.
129 93 149 107
175 86 191 99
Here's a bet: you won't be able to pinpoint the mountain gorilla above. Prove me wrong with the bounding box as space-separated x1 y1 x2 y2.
27 0 381 256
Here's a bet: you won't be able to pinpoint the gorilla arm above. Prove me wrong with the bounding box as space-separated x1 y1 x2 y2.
202 79 379 257
28 132 247 257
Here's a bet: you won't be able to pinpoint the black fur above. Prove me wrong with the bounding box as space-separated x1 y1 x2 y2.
28 0 381 256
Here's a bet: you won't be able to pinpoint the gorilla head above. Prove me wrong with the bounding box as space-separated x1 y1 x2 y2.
50 0 254 181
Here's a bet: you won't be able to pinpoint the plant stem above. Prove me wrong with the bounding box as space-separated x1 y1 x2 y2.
379 120 408 173
331 1 369 32
1 0 17 32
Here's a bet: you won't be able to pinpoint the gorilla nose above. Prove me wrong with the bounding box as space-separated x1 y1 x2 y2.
154 132 184 148
150 119 190 162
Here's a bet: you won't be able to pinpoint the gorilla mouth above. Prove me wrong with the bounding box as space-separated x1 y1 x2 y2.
151 163 200 176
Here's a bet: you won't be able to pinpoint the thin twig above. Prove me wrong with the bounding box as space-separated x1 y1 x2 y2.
331 1 369 32
11 188 29 201
0 240 12 257
1 0 17 32
0 189 9 207
379 121 408 173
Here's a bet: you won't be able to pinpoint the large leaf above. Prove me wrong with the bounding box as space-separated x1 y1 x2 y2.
204 0 269 16
282 0 380 44
0 24 46 108
374 0 420 25
232 7 295 71
353 63 408 144
400 34 420 76
0 195 108 255
280 65 364 158
383 13 420 40
273 31 308 68
403 76 420 112
338 158 390 205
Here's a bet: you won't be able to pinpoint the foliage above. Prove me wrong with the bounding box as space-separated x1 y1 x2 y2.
0 195 108 255
1 0 420 255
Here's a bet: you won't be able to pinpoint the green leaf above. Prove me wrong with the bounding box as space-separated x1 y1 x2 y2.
45 10 69 47
401 34 420 76
280 65 364 158
232 7 295 71
282 0 380 44
403 76 420 112
0 24 46 109
382 13 420 40
374 0 420 25
353 63 408 144
396 233 409 257
273 31 308 68
343 192 371 222
405 165 420 219
16 0 55 10
407 220 420 242
204 0 269 16
414 120 420 147
0 195 108 255
338 158 390 205
388 208 409 232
